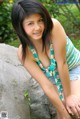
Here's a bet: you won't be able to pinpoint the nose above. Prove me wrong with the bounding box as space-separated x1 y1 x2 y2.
34 23 40 30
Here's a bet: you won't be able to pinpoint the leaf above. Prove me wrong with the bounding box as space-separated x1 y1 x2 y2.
24 90 29 98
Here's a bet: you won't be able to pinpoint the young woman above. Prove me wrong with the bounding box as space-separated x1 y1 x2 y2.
11 0 80 119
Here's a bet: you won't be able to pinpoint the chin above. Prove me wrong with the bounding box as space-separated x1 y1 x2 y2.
35 35 42 40
34 38 42 41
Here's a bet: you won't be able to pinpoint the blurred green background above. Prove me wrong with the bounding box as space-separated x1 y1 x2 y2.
0 0 80 49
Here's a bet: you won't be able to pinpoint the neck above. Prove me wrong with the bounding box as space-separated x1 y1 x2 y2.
32 39 43 52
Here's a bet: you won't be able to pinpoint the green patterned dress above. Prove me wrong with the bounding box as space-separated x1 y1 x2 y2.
29 36 80 101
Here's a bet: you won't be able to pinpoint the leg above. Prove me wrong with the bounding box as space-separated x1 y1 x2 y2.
70 80 80 97
69 66 80 97
70 80 80 119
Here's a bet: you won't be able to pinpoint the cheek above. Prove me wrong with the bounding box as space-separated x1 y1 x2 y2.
24 27 31 35
42 24 45 31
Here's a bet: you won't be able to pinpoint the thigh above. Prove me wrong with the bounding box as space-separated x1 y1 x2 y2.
69 66 80 97
70 80 80 97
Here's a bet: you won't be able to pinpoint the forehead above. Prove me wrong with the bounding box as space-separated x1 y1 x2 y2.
23 13 42 22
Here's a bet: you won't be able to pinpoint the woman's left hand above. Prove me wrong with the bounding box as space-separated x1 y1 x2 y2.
64 94 80 118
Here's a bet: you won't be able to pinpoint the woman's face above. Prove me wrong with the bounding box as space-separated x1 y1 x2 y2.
22 13 45 43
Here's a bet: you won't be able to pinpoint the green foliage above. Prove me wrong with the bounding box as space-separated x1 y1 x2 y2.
1 0 80 48
57 5 80 36
24 90 30 105
24 90 29 98
7 39 20 47
39 0 60 17
71 38 80 50
39 0 80 36
0 0 16 43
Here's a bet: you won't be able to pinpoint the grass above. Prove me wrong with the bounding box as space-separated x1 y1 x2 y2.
56 4 80 35
71 37 80 50
6 39 20 47
7 36 80 51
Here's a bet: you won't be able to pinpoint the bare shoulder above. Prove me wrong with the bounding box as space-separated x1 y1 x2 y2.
17 44 35 66
51 18 63 28
51 18 67 63
51 18 66 40
17 44 23 63
52 18 59 23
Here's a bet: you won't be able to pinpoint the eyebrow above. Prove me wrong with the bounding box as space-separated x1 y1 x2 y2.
24 17 43 24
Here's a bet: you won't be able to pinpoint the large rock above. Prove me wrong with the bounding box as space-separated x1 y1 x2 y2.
0 43 31 119
0 43 57 119
28 77 57 119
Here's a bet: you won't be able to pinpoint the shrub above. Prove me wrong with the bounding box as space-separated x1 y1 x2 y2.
0 0 17 43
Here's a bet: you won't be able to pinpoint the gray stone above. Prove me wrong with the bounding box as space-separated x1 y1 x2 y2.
0 43 31 119
0 43 57 119
28 78 57 119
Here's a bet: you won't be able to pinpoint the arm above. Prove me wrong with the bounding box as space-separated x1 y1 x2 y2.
51 18 80 116
51 18 71 98
17 45 71 118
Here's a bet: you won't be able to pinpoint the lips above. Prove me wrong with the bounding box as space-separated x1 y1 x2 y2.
33 31 42 36
33 32 41 34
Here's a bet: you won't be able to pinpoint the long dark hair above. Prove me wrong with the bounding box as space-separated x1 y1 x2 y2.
11 0 53 62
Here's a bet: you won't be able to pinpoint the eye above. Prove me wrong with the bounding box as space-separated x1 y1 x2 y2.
39 18 44 23
28 22 34 26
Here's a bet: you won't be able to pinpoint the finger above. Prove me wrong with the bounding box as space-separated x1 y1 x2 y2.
73 99 80 116
75 105 80 116
78 103 80 109
71 106 79 117
78 116 80 119
75 96 80 106
66 106 73 115
71 98 80 116
77 96 80 103
78 100 80 107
